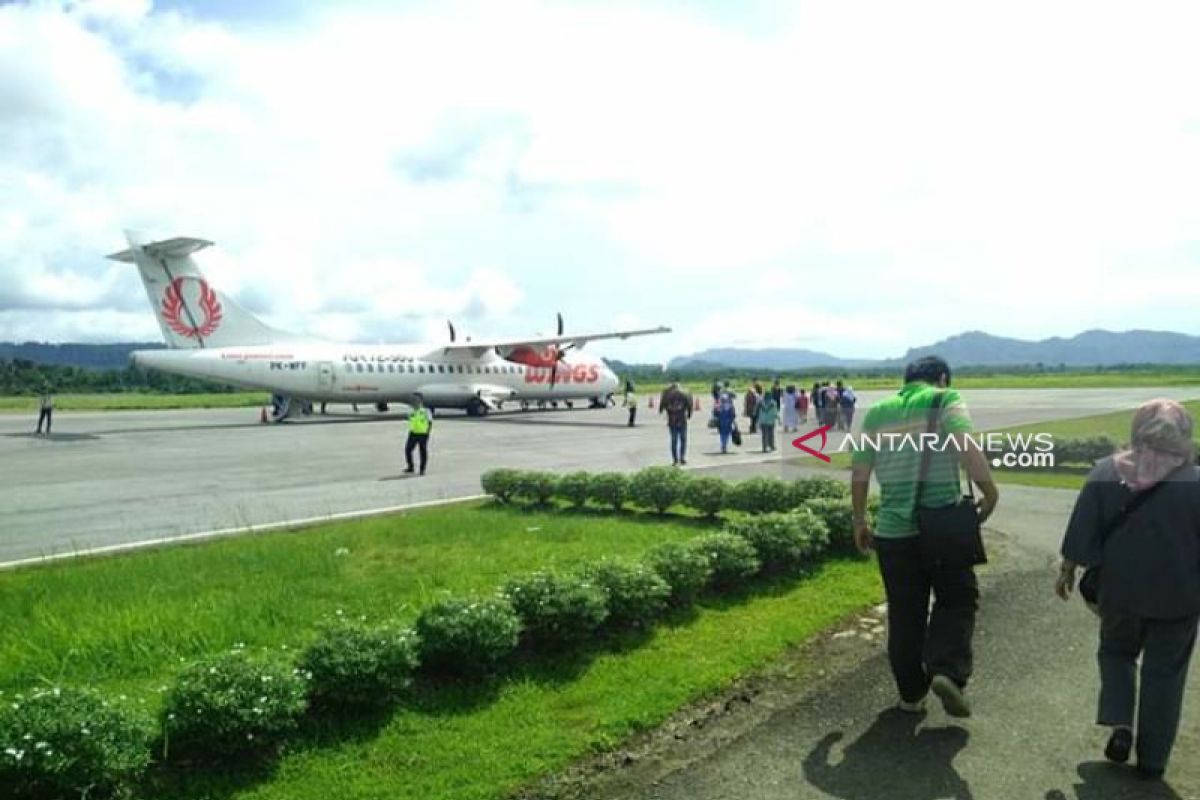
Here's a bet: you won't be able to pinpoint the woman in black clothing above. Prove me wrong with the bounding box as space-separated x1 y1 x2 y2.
1057 399 1200 780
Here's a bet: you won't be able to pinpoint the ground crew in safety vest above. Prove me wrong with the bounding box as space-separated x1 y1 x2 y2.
404 394 434 475
624 390 639 427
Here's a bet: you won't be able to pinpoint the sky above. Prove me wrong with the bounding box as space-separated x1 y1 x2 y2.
1 0 1198 364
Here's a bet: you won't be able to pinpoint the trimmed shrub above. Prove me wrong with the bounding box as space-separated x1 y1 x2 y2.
415 596 521 677
588 472 629 511
556 471 592 508
627 466 687 513
728 477 794 514
1053 436 1117 466
804 497 857 555
512 471 558 505
724 509 828 571
644 541 713 606
580 560 671 629
680 475 728 518
789 476 850 505
480 468 521 503
0 687 153 800
502 571 608 648
300 618 420 709
686 533 760 589
161 649 308 760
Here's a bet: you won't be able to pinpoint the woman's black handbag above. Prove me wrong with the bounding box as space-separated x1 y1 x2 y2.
731 425 743 446
914 392 987 569
1078 482 1165 605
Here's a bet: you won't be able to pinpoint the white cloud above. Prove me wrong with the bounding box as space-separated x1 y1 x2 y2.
1 0 1199 363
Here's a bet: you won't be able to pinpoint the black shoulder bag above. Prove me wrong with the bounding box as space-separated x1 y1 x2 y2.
1078 481 1166 606
915 392 987 568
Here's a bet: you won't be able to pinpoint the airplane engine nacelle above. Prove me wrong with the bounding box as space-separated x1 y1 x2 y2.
498 344 559 368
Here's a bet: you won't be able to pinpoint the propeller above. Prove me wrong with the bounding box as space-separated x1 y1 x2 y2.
448 320 457 343
548 312 576 389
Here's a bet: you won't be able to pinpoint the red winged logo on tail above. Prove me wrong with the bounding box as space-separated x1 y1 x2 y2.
160 277 224 339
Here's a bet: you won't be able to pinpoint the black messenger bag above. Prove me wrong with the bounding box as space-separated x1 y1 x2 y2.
914 392 987 568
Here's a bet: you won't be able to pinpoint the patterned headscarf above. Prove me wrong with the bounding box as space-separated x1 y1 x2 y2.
1113 399 1195 491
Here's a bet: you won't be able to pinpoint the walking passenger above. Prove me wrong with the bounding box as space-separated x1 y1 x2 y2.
716 386 737 454
782 385 800 432
660 380 693 466
744 386 760 435
798 387 810 425
850 356 999 718
1057 399 1200 780
757 390 779 452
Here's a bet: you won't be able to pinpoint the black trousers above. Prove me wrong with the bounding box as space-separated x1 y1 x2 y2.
405 433 429 472
875 536 979 703
36 408 51 434
1098 612 1199 771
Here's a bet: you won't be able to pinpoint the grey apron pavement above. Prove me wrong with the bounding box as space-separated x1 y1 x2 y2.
2 386 1195 564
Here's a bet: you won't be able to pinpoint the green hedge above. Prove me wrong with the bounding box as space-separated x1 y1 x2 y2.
0 687 153 800
502 571 608 648
300 617 420 709
480 469 852 520
723 509 829 573
161 649 308 761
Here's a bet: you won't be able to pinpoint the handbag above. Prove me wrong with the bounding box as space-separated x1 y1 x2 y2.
731 425 743 447
914 392 987 568
1078 481 1166 606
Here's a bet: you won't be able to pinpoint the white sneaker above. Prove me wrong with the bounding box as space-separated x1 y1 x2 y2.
897 696 927 713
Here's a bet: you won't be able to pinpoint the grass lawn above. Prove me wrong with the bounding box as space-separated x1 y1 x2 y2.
0 502 881 800
0 392 267 413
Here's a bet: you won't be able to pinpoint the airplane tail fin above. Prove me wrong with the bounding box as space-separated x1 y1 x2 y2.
108 231 293 349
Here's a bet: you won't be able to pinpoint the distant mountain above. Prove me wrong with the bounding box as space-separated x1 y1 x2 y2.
668 329 1200 370
8 328 1200 373
0 342 161 369
669 347 872 371
899 329 1200 367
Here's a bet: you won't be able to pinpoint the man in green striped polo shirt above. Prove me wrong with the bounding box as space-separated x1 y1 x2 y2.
850 356 999 718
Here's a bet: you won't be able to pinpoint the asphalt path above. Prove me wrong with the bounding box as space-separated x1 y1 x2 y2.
600 482 1200 800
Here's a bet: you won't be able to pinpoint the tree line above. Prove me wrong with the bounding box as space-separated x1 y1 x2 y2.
0 359 235 395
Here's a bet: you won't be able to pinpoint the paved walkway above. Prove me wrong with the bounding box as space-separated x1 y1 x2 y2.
606 482 1200 800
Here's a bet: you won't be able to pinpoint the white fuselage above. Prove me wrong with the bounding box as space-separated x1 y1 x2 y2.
132 343 619 410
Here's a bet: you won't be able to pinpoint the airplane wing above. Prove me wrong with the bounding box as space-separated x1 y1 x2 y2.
430 325 671 359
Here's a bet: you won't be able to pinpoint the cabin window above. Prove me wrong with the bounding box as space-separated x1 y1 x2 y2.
418 364 426 373
406 364 413 373
387 364 394 373
355 363 364 373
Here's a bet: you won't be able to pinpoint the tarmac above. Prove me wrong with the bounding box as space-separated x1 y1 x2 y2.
1 386 1197 565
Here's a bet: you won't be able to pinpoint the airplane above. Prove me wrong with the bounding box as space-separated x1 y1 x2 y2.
109 232 669 421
